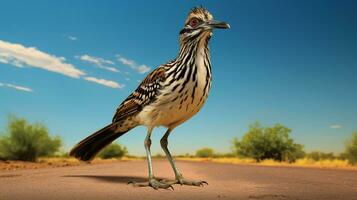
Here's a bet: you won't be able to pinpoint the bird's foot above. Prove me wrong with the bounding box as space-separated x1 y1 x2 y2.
128 178 174 190
175 176 208 187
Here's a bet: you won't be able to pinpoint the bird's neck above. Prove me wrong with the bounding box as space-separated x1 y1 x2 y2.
172 33 212 90
176 33 211 63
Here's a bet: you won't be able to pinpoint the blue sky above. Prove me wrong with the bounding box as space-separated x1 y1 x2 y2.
0 0 356 155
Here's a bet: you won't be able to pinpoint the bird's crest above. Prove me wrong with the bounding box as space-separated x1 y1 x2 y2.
185 6 213 25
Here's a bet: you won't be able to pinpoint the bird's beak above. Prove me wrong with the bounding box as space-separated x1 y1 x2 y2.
207 20 230 29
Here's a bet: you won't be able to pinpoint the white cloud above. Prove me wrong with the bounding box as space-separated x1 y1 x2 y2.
79 54 114 65
0 40 85 78
0 57 9 64
77 54 119 73
68 36 77 41
116 54 151 74
0 82 33 92
329 124 342 129
84 77 124 89
136 65 151 74
0 40 126 90
103 66 119 73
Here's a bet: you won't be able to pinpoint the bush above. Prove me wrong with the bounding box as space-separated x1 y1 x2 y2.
0 116 62 162
175 153 194 158
153 153 165 158
345 132 357 164
195 148 214 158
98 143 128 159
232 122 305 162
306 151 336 161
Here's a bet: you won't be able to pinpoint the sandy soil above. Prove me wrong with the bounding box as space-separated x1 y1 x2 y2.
0 160 356 200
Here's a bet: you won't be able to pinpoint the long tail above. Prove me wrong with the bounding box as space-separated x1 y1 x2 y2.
69 123 128 161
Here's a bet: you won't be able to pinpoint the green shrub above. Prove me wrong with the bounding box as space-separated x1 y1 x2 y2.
345 132 357 164
306 151 336 161
153 153 165 158
98 143 128 159
0 116 62 162
175 153 194 158
232 122 305 162
195 148 214 158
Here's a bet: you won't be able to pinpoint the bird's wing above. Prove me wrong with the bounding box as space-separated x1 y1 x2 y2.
112 66 167 122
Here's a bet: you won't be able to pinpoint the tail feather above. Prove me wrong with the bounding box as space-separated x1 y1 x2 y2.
69 123 127 161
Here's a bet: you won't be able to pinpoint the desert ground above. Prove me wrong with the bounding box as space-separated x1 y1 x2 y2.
0 160 356 200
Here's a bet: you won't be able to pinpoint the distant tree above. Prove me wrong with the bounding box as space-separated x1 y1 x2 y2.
98 143 128 159
153 153 165 158
344 132 357 164
195 148 214 158
339 152 348 160
283 143 305 162
306 151 336 161
0 116 62 162
232 122 305 162
176 153 193 158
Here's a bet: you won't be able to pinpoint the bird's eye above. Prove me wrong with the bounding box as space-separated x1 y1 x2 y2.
189 18 199 27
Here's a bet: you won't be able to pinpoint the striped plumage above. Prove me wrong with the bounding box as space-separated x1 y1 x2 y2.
70 7 229 189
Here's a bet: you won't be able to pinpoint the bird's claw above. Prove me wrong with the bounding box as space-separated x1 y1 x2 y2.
201 181 209 186
176 177 208 187
128 178 174 190
167 185 174 191
128 177 208 189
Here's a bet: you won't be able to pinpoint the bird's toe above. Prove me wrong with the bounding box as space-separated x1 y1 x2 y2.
176 177 208 187
128 178 174 190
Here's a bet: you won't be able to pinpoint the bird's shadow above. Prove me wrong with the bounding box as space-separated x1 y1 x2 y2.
63 175 168 184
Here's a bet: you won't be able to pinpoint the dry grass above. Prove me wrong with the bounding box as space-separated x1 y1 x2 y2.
176 157 356 170
1 156 355 171
40 156 142 163
294 158 351 168
0 156 140 171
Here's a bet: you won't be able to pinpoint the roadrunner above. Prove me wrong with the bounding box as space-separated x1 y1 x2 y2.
70 7 229 189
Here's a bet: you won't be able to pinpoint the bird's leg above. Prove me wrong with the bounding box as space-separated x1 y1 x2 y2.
160 129 182 179
160 128 208 187
129 128 173 190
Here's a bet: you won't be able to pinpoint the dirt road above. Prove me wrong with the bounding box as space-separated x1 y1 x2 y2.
0 160 356 200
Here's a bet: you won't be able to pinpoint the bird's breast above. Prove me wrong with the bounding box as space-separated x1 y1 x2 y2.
136 50 211 129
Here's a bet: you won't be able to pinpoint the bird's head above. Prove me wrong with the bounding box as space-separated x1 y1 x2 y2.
179 7 230 42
